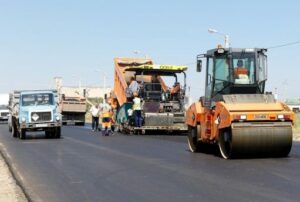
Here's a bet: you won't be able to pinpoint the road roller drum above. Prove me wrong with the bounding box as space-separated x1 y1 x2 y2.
219 122 293 159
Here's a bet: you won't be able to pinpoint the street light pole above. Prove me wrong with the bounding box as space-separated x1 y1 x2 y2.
94 68 108 103
208 28 230 48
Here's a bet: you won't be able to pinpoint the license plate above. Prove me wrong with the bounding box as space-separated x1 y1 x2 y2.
254 114 267 120
35 124 48 127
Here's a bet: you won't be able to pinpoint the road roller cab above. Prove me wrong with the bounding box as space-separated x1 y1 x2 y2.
186 46 294 159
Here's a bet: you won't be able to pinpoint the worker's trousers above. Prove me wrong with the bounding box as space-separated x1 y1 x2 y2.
134 110 142 127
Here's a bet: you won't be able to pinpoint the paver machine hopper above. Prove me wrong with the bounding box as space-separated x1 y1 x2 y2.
112 57 188 134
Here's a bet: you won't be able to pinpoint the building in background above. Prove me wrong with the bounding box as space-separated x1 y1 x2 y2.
54 77 110 98
60 86 111 98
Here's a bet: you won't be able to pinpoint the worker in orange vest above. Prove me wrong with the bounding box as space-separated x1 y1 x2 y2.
100 101 112 136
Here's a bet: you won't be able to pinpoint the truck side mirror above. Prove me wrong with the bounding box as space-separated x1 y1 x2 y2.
196 60 202 72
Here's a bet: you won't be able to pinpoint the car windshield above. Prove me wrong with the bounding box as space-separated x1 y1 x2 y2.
22 93 53 106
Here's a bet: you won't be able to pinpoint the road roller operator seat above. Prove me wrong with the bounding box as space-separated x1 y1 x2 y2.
234 60 250 84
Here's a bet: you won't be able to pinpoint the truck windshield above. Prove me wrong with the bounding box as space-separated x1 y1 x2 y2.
22 93 53 106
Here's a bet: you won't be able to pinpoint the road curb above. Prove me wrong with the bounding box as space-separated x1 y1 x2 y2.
0 144 32 202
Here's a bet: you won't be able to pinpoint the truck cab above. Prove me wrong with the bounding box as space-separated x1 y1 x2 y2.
9 90 62 139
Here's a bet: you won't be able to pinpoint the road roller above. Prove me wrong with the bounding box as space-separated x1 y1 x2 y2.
186 46 294 159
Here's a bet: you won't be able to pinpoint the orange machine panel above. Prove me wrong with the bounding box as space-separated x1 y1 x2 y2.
113 58 153 106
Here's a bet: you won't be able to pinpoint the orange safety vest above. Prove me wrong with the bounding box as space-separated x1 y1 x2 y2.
234 67 248 77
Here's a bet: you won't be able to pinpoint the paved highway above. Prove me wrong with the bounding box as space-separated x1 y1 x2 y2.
0 124 300 202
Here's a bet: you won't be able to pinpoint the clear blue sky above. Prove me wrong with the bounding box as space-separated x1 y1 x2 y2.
0 0 299 100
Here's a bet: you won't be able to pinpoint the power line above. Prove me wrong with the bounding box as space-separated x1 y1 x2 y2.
183 40 300 65
267 40 300 49
183 62 196 66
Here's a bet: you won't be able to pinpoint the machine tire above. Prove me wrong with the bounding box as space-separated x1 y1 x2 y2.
20 129 26 140
118 124 124 133
187 125 200 152
45 131 52 138
55 127 61 139
218 128 232 159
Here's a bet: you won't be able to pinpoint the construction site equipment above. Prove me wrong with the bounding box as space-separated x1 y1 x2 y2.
112 57 188 134
8 90 62 139
59 96 86 125
0 94 9 123
186 47 294 159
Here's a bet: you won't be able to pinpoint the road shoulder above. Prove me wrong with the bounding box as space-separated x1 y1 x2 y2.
0 149 27 202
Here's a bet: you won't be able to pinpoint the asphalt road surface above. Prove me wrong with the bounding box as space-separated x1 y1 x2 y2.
0 124 300 202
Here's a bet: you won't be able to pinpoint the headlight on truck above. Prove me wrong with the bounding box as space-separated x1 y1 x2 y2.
21 117 26 123
56 116 60 121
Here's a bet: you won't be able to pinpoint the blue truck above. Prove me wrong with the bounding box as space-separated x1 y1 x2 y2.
8 90 62 139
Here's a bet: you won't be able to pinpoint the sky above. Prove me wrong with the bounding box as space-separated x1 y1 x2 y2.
0 0 300 101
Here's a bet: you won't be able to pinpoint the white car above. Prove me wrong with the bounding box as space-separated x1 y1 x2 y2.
0 105 9 123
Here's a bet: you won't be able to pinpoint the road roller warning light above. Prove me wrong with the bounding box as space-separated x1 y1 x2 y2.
186 47 294 159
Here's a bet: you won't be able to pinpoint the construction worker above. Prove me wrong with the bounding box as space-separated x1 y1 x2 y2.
90 104 100 132
234 60 248 78
128 77 140 96
99 100 112 136
170 82 180 100
234 59 250 84
132 92 142 127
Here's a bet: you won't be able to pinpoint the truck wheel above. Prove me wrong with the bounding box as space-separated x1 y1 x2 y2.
187 125 200 152
20 129 26 140
45 131 51 139
55 127 61 138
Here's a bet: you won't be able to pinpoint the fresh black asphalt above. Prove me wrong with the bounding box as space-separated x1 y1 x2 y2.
0 124 300 202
